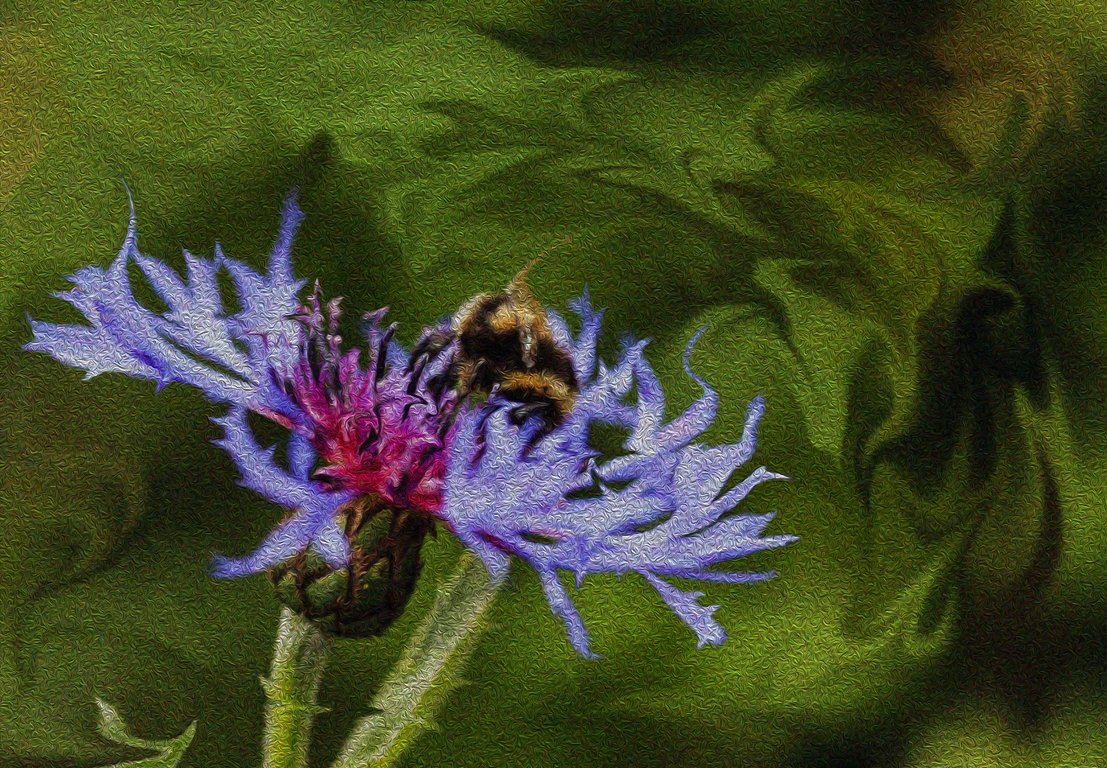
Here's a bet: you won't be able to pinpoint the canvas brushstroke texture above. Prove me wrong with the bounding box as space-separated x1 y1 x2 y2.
2 1 1105 766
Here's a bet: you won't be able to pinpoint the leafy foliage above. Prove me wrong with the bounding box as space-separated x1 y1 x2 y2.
94 699 196 768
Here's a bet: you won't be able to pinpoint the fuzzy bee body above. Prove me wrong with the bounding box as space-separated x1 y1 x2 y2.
409 258 579 442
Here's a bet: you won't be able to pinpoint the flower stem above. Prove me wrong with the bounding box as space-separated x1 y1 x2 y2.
330 552 502 768
262 607 332 768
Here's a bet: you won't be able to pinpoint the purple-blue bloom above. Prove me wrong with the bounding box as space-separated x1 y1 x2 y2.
25 190 456 577
26 187 795 658
441 294 796 657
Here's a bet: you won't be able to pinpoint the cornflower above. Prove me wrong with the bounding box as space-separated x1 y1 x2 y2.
26 190 795 655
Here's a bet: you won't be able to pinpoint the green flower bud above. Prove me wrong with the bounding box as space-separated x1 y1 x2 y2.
269 497 434 638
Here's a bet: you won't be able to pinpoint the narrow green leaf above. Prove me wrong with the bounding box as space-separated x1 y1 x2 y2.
331 552 501 768
93 698 196 768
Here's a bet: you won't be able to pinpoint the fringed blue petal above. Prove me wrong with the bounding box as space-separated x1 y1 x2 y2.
566 287 604 381
24 317 161 381
442 295 795 657
538 568 599 659
664 568 779 584
652 327 718 450
210 407 354 577
210 506 335 578
25 187 305 413
641 573 726 649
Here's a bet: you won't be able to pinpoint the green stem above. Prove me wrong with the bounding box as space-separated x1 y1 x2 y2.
262 607 332 768
330 552 502 768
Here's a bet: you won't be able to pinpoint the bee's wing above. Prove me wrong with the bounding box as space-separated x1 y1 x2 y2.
451 293 486 332
519 319 538 369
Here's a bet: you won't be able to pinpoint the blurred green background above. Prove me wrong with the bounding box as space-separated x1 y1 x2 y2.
2 0 1105 765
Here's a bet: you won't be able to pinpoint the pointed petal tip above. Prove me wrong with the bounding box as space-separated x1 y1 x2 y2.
566 625 600 659
116 178 138 251
570 285 591 310
281 187 303 225
687 324 710 348
21 315 42 352
618 333 651 357
696 627 727 649
117 177 134 214
209 554 254 579
681 326 714 391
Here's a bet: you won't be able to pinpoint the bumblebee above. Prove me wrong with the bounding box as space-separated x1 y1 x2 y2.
408 252 578 442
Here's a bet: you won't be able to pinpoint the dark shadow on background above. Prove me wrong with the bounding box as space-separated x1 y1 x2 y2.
476 0 964 69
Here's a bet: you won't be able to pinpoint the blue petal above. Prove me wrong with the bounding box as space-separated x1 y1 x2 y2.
312 516 352 569
184 249 222 309
642 572 727 648
538 568 598 659
24 318 160 380
210 406 354 577
702 466 791 522
287 432 316 481
212 407 321 509
26 187 306 412
672 395 765 512
543 484 661 539
269 190 303 288
661 530 796 568
460 529 514 583
134 252 253 374
544 308 574 358
211 506 332 577
670 464 787 537
664 569 778 584
442 293 795 657
652 327 718 450
566 288 604 381
624 343 665 453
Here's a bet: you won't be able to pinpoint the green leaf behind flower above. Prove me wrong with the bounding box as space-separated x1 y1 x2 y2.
94 698 196 768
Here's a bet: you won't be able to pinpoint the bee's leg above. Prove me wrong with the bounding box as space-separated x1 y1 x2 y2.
427 357 488 402
427 357 462 400
508 401 561 452
466 358 493 394
408 327 458 398
507 401 545 425
406 326 456 375
454 358 488 399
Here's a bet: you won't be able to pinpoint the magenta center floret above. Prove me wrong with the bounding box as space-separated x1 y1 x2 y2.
271 287 454 515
